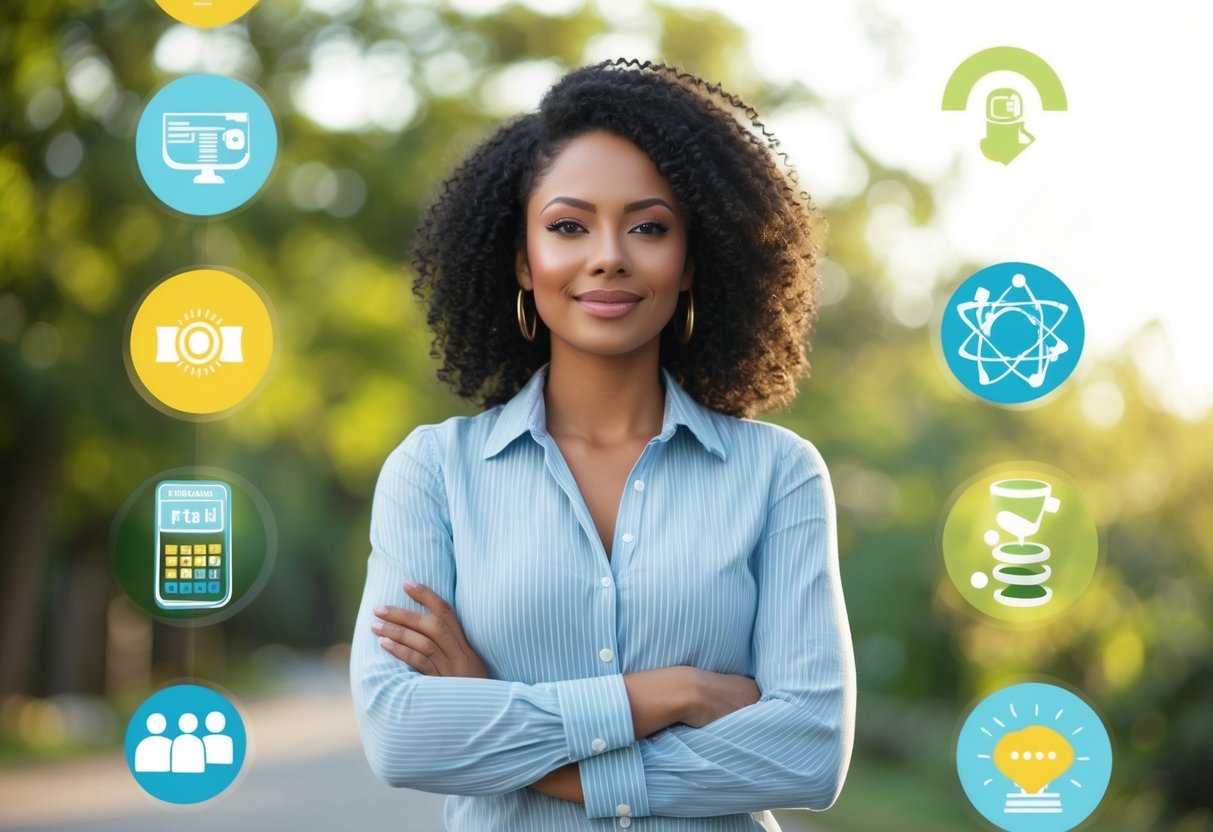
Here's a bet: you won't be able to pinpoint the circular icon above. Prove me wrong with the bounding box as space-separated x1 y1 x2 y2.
957 682 1112 831
125 683 248 804
939 262 1084 406
941 462 1099 623
126 267 274 418
153 0 262 28
135 74 278 217
110 466 277 627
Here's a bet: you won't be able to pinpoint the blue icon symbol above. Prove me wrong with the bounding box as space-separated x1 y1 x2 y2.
125 683 247 804
154 480 233 610
940 262 1084 405
957 682 1112 832
136 74 277 216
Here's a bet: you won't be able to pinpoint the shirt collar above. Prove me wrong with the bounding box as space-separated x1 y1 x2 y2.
481 362 728 461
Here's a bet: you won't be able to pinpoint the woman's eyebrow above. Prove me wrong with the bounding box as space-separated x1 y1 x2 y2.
540 196 675 213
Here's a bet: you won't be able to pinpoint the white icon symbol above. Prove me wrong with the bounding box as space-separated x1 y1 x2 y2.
163 112 251 184
156 308 244 376
134 710 234 774
203 711 234 764
956 273 1070 389
970 478 1061 607
134 712 171 772
171 712 205 773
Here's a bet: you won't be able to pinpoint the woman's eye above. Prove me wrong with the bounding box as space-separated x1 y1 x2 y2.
633 221 669 235
544 220 669 235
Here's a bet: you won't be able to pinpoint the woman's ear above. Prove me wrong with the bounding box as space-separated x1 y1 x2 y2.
515 249 533 291
680 258 694 292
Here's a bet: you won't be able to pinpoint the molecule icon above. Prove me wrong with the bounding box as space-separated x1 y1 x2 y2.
940 262 1084 405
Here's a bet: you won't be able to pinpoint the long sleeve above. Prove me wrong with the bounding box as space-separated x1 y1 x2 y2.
350 425 639 795
581 436 856 819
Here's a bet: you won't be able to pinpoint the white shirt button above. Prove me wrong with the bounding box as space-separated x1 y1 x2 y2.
621 533 634 543
619 818 632 828
633 479 645 491
616 803 632 815
599 647 614 662
591 737 607 753
601 576 613 588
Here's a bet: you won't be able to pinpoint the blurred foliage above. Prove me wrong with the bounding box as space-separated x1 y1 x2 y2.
0 0 1210 829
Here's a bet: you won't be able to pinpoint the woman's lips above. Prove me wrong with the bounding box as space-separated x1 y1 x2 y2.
574 298 640 318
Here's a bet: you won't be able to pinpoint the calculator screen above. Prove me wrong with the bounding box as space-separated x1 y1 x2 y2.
154 481 233 609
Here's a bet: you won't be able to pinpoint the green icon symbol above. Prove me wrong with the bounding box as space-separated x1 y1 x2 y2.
942 47 1067 165
942 464 1098 622
985 478 1060 606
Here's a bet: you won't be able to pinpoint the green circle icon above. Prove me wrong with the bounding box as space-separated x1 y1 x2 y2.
110 466 277 627
942 463 1099 623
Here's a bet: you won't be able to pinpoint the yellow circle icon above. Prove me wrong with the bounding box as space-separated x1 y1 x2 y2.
128 268 273 417
153 0 262 28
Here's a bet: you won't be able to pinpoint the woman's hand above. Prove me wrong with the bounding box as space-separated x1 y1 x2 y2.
372 582 490 679
680 667 761 728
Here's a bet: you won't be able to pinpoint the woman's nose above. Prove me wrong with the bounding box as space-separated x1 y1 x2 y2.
588 232 631 276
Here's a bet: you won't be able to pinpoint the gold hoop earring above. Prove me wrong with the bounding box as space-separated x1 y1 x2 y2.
516 288 537 341
674 288 694 344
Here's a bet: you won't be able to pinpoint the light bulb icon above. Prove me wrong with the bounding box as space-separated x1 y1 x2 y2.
994 725 1074 812
957 682 1113 832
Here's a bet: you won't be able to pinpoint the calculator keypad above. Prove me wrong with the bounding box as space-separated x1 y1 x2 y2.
160 540 225 598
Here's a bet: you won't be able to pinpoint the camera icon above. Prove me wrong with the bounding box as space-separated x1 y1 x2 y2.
222 128 246 151
156 319 244 372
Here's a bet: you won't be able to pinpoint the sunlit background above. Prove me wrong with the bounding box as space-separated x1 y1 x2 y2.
1 1 1210 830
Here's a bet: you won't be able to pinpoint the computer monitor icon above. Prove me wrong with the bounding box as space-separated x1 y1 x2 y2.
162 112 251 184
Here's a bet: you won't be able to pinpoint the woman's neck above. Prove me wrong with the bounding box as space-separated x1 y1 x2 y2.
542 343 665 446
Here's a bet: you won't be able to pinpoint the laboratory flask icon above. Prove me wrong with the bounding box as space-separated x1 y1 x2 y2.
984 478 1061 607
941 463 1099 623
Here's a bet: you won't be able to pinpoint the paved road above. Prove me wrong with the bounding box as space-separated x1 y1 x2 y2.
0 658 820 831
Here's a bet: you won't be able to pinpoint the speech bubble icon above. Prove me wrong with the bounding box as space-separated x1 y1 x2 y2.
994 724 1074 794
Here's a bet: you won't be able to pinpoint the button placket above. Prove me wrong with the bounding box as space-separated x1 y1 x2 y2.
539 433 625 671
611 443 658 575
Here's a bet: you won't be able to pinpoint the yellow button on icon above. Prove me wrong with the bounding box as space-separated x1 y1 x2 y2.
153 0 262 29
128 268 274 418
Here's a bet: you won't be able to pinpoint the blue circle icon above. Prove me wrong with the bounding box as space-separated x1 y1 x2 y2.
124 683 248 804
135 74 278 217
940 262 1084 405
957 682 1112 831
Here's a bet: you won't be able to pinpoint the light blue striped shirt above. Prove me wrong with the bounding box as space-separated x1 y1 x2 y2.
351 361 855 830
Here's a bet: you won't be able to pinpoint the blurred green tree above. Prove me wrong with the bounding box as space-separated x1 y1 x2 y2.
0 1 1209 828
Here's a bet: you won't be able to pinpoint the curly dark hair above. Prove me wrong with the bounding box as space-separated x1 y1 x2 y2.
410 57 824 419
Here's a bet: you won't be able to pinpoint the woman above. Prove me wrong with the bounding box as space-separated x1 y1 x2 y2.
350 58 855 830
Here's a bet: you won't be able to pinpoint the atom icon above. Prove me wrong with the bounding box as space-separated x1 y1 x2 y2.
955 272 1070 389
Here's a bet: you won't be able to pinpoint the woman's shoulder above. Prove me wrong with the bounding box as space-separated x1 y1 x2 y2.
382 406 505 472
722 414 828 471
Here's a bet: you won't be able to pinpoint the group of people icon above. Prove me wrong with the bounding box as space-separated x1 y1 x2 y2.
133 710 234 774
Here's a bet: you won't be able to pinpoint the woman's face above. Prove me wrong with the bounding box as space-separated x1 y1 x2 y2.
516 130 693 360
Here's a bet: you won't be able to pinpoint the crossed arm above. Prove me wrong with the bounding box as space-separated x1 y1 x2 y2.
351 428 855 818
369 582 759 803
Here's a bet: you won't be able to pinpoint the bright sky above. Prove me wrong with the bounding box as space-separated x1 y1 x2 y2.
661 0 1211 419
152 0 1212 418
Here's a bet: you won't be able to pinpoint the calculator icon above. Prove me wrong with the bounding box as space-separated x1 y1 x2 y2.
154 480 233 609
